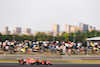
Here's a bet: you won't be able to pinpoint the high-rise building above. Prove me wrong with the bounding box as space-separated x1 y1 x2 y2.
92 26 96 30
71 26 83 33
79 23 88 32
4 26 10 34
79 23 96 32
24 28 31 35
88 25 92 29
88 26 96 32
14 27 21 34
65 24 71 33
52 23 60 36
94 27 96 29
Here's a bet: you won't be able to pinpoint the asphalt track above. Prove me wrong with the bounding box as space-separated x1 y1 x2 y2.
0 63 100 67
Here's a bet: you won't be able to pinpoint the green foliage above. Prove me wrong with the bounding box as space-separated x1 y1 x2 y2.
35 32 49 41
0 30 100 42
62 33 69 41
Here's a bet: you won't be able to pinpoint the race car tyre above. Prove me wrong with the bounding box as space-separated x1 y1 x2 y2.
20 61 24 65
49 62 52 65
33 63 37 65
41 61 45 65
27 62 31 65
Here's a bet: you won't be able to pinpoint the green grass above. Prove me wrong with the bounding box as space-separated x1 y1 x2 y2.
48 60 100 63
0 60 100 63
0 60 18 62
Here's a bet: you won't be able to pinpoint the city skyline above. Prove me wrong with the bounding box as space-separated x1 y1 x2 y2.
0 0 100 33
0 22 98 33
2 23 96 36
52 23 60 36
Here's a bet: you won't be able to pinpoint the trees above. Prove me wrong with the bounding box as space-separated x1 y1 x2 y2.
62 33 69 42
35 32 49 41
0 30 100 42
0 33 2 41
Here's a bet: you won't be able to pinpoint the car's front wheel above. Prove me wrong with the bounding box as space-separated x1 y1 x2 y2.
20 61 24 65
41 61 45 65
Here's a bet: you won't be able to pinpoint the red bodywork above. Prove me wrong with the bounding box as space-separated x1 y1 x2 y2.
19 58 52 65
41 60 51 65
19 58 37 65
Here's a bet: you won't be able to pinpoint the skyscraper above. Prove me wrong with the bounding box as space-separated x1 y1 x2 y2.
65 24 71 33
14 27 21 34
24 28 31 35
79 23 96 32
88 26 93 29
4 26 10 34
52 23 60 36
94 27 96 29
71 26 83 33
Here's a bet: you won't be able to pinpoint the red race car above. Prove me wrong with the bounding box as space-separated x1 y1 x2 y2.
19 58 37 65
40 60 52 65
19 58 52 65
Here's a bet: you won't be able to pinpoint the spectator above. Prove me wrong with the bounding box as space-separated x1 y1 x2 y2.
94 42 98 52
98 41 100 51
90 42 95 54
7 41 10 46
41 43 45 52
59 45 63 55
68 41 71 55
35 45 40 52
14 46 17 53
44 43 48 50
72 42 76 54
83 42 87 55
21 47 25 53
62 44 66 55
48 44 52 52
56 44 59 53
0 41 2 49
51 44 56 54
29 40 32 48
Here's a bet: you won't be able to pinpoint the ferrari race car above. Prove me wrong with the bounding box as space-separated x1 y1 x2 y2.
39 60 52 65
18 58 52 65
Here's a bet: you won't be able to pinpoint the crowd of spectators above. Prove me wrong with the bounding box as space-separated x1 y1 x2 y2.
0 40 100 55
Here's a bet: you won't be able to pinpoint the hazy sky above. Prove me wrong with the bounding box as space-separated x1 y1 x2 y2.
0 0 100 33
